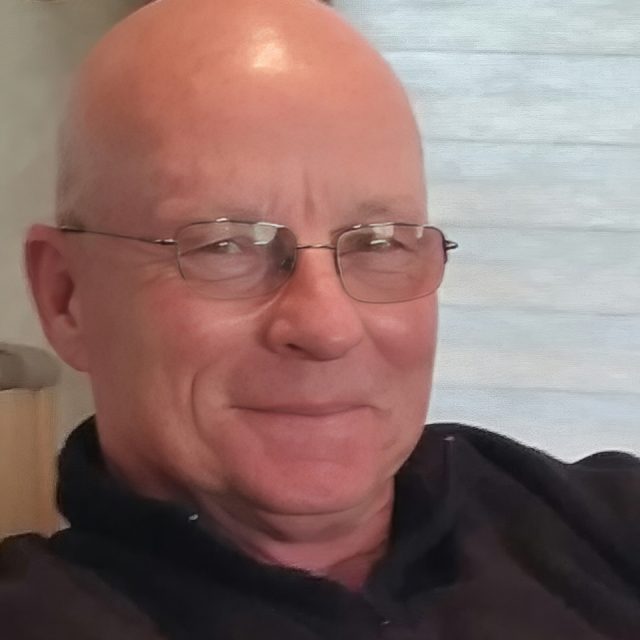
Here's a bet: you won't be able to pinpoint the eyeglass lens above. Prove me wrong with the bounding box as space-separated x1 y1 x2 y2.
175 221 447 302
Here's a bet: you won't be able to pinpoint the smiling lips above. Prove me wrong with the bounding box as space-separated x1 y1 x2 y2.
241 403 368 418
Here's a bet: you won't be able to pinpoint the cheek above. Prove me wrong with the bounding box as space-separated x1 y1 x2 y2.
367 295 437 373
132 286 255 382
84 271 253 418
86 283 265 489
365 295 437 455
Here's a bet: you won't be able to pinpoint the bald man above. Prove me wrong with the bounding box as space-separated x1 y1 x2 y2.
2 0 639 638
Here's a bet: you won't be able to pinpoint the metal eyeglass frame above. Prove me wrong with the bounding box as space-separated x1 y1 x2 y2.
58 218 459 301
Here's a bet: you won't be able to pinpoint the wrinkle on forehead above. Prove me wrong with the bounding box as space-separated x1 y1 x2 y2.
55 0 422 231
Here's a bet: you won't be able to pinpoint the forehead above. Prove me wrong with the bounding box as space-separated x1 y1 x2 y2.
124 100 425 236
72 42 425 236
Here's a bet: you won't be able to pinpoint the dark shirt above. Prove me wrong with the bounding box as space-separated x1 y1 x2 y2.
1 417 639 639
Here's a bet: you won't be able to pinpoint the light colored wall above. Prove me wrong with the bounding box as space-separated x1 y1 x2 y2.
1 0 144 441
338 0 640 460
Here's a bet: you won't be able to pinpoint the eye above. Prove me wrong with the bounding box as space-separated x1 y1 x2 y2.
367 238 399 250
199 239 243 254
180 235 261 262
343 233 406 254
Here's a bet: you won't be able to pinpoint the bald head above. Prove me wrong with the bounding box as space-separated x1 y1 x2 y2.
56 0 422 230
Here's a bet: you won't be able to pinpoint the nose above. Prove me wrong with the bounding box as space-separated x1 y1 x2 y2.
262 248 365 360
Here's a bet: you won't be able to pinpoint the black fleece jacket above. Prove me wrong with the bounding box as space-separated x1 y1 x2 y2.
1 417 639 639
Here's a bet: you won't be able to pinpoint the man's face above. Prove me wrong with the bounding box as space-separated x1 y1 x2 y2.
63 42 436 518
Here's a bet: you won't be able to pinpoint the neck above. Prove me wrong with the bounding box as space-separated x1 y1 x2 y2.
103 441 394 590
199 483 395 591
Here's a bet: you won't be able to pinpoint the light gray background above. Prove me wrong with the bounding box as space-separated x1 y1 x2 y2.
1 0 638 460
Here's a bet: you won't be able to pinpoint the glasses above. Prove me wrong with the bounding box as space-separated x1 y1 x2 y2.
59 218 458 303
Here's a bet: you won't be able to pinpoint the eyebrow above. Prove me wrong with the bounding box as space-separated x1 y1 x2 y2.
352 198 425 223
168 198 425 235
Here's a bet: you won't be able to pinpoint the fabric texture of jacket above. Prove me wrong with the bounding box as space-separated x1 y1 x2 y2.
1 416 639 639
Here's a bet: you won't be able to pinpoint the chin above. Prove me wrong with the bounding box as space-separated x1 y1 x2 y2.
234 457 389 517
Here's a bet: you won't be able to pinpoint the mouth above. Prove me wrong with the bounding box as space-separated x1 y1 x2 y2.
229 404 376 456
240 403 367 417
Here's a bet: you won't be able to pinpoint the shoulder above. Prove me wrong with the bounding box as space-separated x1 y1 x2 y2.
424 422 640 536
0 534 165 639
426 421 640 475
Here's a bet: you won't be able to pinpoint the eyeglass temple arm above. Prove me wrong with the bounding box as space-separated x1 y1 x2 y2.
58 226 176 246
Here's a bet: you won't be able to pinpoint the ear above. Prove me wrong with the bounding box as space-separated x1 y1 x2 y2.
25 224 89 372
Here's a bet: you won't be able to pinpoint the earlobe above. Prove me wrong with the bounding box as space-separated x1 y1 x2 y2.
25 224 89 372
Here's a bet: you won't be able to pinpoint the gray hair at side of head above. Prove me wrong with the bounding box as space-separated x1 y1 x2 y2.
54 105 81 228
54 84 108 230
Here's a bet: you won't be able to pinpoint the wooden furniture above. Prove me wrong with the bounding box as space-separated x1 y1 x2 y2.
0 344 60 537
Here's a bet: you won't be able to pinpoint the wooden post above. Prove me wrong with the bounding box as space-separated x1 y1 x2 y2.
0 388 59 536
